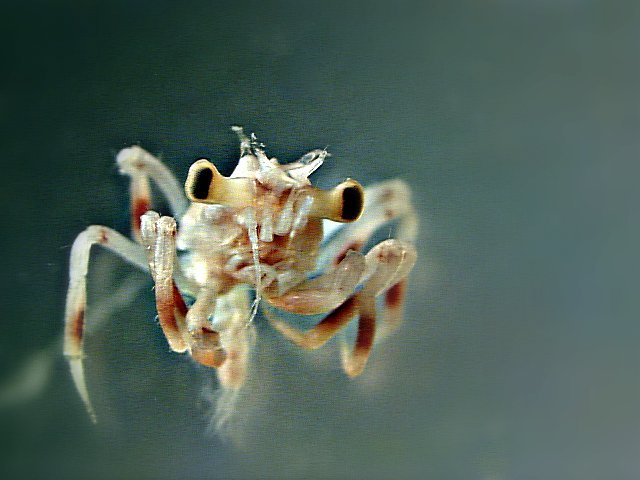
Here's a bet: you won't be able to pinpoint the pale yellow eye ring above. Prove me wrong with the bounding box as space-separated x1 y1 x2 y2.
185 159 364 223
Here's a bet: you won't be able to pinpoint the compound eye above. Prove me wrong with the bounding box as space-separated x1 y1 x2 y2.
341 184 364 221
185 159 254 208
190 163 213 200
185 159 217 202
306 178 365 223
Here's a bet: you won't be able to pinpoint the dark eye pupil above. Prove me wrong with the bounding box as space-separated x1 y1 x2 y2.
341 186 363 221
191 167 213 200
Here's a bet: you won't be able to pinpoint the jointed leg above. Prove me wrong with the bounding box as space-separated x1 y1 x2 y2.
270 178 418 368
268 238 416 376
381 279 408 333
63 226 148 422
214 286 254 389
265 296 358 350
140 212 188 353
116 145 189 241
140 212 226 368
185 286 227 368
340 239 417 376
265 250 366 315
341 291 376 377
319 179 418 267
118 145 196 294
322 178 418 336
205 286 256 434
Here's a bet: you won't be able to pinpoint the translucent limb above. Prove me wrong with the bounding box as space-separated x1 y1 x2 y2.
63 226 148 422
265 296 358 350
340 239 417 376
142 212 225 368
141 213 189 353
319 178 418 268
265 250 366 315
116 145 189 240
268 238 416 377
213 286 255 389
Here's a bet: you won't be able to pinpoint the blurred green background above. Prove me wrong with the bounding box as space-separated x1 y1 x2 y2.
1 1 638 478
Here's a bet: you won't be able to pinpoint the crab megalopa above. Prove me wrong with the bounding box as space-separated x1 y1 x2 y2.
63 127 417 422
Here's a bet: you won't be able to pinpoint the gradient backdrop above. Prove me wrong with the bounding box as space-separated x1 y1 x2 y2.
1 1 638 479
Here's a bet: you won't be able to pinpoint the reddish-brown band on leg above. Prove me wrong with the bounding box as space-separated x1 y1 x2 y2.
173 282 188 318
268 296 359 349
155 279 187 353
384 279 407 332
341 293 376 377
131 197 151 239
63 225 149 422
385 279 406 309
64 308 85 355
333 241 363 265
129 168 152 243
190 327 226 368
175 285 226 368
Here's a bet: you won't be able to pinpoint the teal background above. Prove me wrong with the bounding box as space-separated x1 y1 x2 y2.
1 1 639 478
